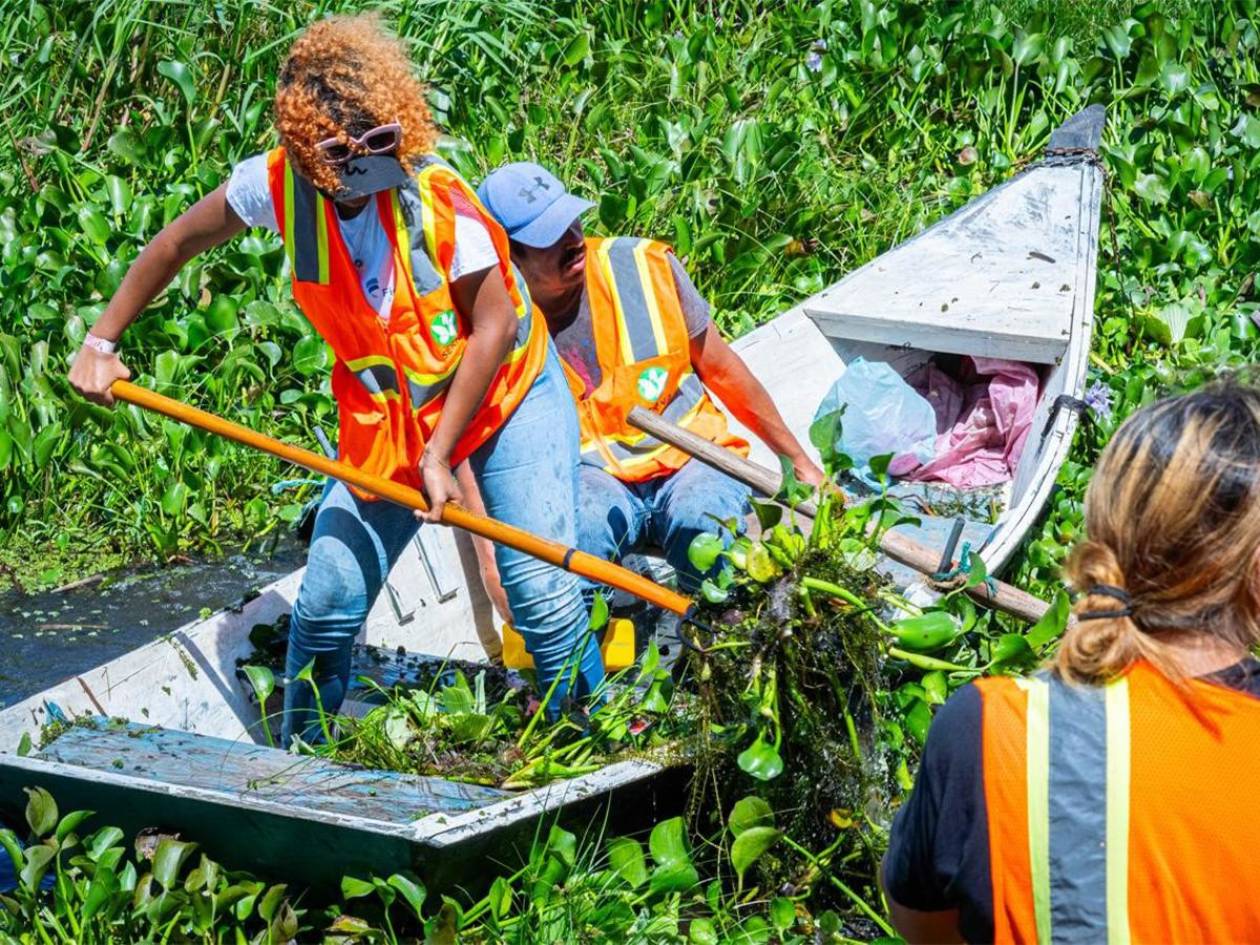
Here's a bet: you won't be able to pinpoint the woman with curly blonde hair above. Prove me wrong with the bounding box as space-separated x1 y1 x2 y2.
68 14 604 744
884 377 1260 943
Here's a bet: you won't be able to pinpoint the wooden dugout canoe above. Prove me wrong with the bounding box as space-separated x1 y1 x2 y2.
0 106 1104 889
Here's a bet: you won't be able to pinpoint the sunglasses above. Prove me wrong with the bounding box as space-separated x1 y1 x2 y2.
315 122 402 165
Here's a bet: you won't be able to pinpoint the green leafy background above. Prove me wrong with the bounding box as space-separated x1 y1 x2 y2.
0 0 1249 595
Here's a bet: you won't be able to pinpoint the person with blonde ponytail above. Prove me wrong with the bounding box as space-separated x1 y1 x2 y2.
883 377 1260 944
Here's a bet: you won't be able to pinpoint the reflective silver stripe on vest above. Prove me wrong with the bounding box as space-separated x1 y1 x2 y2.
355 363 400 399
1045 673 1109 943
406 372 454 409
605 237 661 364
512 263 534 348
289 171 325 284
395 184 445 295
1023 671 1131 945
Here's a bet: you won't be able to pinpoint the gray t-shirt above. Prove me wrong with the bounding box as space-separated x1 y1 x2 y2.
556 254 710 395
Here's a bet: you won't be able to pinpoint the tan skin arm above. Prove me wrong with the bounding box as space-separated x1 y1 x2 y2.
454 461 514 625
68 185 246 405
689 323 825 485
878 857 964 944
416 264 519 523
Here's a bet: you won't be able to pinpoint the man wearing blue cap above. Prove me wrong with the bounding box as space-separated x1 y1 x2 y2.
462 162 821 618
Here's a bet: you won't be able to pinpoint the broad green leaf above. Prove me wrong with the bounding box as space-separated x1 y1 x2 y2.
745 542 781 583
606 836 648 888
205 296 239 334
341 875 374 899
24 787 57 837
905 698 932 744
157 60 196 106
1233 114 1260 149
83 868 120 921
1011 31 1045 66
731 826 782 885
387 873 427 919
737 736 784 781
589 590 609 631
241 665 275 703
258 883 287 921
152 838 197 891
988 633 1035 669
562 31 590 67
1028 590 1071 650
105 176 132 216
107 129 145 164
728 795 774 836
1101 23 1132 60
55 809 94 842
770 896 796 931
1133 173 1170 205
19 844 54 892
16 732 30 757
648 817 699 893
0 830 23 873
78 206 110 245
749 498 782 531
689 917 719 945
921 670 948 705
1160 61 1190 95
687 532 724 573
293 335 329 376
699 578 729 603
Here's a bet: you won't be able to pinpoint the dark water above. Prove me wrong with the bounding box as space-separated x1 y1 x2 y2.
0 536 308 710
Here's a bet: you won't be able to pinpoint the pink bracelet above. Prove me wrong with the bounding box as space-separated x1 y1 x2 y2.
82 334 117 355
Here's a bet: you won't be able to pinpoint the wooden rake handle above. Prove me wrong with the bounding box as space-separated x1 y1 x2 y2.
111 381 694 617
627 406 1049 624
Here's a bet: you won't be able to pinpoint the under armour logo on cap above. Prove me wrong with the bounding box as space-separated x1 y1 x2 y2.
519 176 552 204
476 162 595 249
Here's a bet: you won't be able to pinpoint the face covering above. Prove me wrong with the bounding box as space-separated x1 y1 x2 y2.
331 155 410 200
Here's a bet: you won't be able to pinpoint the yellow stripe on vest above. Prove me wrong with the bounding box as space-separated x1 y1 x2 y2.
1022 676 1053 944
634 238 670 357
1105 677 1132 945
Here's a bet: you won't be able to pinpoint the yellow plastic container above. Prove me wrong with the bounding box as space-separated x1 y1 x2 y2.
501 618 636 671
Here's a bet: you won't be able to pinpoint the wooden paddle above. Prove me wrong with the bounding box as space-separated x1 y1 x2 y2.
626 406 1050 624
111 381 694 618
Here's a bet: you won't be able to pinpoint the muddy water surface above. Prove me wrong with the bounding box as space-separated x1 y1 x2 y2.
0 537 307 709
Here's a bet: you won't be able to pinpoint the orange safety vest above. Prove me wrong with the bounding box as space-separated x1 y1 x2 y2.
978 661 1260 943
568 236 748 482
267 148 546 493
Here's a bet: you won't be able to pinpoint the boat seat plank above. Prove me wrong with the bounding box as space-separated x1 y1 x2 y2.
804 164 1092 365
36 722 508 825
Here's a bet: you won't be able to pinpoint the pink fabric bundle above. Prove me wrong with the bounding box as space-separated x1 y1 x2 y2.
897 357 1040 489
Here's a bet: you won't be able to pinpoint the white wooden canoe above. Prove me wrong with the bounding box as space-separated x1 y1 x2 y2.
0 107 1104 887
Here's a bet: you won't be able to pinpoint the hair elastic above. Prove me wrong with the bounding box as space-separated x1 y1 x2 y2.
1078 583 1134 621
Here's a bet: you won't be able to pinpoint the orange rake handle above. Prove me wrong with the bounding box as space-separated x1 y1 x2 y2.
111 380 694 617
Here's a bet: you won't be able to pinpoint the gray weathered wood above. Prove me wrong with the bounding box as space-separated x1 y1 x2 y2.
38 722 508 823
626 406 1049 624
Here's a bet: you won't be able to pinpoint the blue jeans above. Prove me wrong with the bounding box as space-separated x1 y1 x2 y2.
577 459 752 594
282 347 604 745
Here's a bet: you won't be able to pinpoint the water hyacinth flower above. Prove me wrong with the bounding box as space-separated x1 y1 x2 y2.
1083 380 1113 420
806 38 827 73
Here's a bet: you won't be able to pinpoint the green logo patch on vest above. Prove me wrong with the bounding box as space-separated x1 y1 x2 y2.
636 366 669 402
431 309 458 346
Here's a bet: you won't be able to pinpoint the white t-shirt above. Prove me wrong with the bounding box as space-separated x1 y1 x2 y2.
225 153 499 318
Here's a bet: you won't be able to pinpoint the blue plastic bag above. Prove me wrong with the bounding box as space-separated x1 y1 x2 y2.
813 358 937 486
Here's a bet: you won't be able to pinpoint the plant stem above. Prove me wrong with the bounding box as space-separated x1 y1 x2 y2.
781 837 894 937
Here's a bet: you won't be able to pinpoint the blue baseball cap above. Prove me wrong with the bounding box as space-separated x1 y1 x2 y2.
476 162 594 249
